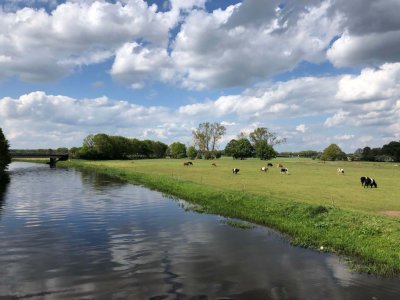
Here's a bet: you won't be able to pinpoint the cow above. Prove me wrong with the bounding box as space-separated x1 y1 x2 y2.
277 164 283 168
337 168 344 175
267 163 273 167
183 161 193 166
361 176 378 188
260 166 268 172
211 163 217 167
232 168 240 174
280 167 289 174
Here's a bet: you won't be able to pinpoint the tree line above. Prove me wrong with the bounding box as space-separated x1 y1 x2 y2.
352 142 400 162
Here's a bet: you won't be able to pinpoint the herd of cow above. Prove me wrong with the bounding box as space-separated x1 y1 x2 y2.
183 161 378 188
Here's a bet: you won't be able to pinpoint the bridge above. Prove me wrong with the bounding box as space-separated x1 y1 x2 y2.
10 151 69 167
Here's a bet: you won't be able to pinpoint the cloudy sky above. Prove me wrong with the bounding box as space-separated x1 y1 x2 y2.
0 0 399 152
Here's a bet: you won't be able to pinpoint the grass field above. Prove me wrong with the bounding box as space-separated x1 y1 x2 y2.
65 157 400 215
20 157 400 276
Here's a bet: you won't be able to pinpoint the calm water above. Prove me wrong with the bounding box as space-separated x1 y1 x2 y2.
0 162 399 299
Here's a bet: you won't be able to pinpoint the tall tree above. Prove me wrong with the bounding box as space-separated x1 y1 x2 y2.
168 142 187 159
249 127 286 146
320 144 347 161
192 122 226 158
249 127 285 160
0 128 11 177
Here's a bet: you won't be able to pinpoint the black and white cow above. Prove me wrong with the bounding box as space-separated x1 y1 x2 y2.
260 166 268 172
280 167 289 174
267 163 273 167
361 176 378 188
337 168 344 175
232 168 240 174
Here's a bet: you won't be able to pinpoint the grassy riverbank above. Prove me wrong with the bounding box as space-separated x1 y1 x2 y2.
49 158 400 275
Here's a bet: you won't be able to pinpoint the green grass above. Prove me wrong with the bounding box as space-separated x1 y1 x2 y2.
51 158 400 276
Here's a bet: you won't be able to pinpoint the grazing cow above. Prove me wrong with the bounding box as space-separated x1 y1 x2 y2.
211 163 217 167
232 168 240 174
280 167 289 174
260 166 268 172
337 168 344 175
277 164 283 168
267 163 273 167
362 176 378 188
183 161 193 166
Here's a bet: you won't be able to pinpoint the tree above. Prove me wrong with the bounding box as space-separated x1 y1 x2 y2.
255 140 277 160
249 127 286 147
381 141 400 162
192 122 226 159
249 127 285 160
224 139 239 158
0 128 11 177
224 138 254 159
168 142 187 158
320 144 347 161
187 146 198 160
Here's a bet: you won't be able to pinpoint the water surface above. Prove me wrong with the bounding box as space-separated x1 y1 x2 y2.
0 162 399 299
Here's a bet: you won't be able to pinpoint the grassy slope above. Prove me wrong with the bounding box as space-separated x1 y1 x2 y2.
57 158 400 276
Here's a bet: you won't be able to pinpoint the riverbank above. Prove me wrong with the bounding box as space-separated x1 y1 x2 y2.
51 158 400 277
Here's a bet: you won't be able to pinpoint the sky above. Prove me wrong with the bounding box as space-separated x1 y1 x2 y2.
0 0 399 152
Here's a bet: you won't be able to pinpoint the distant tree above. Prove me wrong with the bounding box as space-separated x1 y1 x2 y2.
187 146 198 160
69 147 80 158
298 150 319 158
255 140 277 160
249 127 285 160
381 141 400 162
0 128 11 178
320 144 347 161
192 122 226 159
56 147 69 154
224 139 239 158
249 127 286 147
168 142 187 158
225 138 254 159
151 141 168 158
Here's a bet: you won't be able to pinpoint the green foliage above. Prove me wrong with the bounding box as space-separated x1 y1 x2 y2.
254 140 277 160
187 146 198 159
0 128 11 176
78 133 167 160
382 141 400 162
225 138 254 159
168 142 187 158
320 144 347 161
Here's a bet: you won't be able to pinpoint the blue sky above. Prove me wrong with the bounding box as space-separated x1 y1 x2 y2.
0 0 399 152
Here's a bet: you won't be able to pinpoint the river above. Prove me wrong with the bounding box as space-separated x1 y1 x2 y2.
0 162 399 299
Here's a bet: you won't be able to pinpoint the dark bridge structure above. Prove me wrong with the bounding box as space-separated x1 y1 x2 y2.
10 151 69 167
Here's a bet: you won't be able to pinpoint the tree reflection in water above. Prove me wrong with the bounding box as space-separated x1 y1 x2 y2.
0 173 10 214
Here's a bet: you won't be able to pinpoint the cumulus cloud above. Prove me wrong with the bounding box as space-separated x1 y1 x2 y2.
172 0 341 89
336 63 400 102
0 0 175 82
327 0 400 67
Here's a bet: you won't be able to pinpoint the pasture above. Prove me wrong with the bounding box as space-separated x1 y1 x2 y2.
80 157 400 216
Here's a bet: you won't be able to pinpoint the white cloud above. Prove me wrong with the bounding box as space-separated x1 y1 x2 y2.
171 1 341 89
0 0 175 82
296 124 307 133
336 63 400 102
111 42 174 88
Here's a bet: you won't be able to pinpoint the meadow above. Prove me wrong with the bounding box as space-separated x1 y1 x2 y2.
25 157 400 275
66 157 400 215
